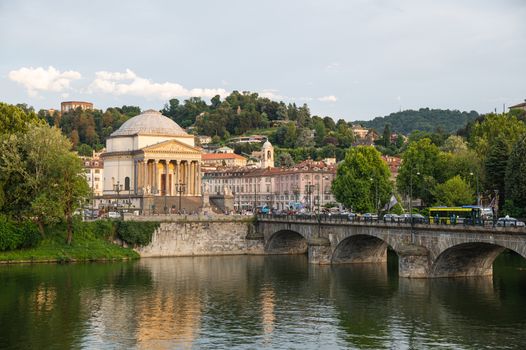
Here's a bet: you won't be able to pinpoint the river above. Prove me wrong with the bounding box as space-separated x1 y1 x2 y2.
0 252 525 349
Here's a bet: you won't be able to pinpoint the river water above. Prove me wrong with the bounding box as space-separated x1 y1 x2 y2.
0 252 525 350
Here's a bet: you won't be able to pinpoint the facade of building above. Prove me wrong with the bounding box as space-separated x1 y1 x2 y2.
202 153 247 168
381 155 401 180
198 135 212 145
203 159 337 212
61 101 93 113
228 135 267 144
100 109 203 211
509 100 526 112
83 157 104 196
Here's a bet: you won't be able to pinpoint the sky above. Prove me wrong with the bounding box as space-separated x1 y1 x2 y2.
1 0 525 121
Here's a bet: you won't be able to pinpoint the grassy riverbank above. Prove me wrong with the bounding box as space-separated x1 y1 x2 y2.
0 220 139 263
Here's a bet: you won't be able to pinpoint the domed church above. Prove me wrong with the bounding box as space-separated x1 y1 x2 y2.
101 109 202 213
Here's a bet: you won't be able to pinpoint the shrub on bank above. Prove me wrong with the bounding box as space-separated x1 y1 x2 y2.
116 221 160 246
0 215 40 251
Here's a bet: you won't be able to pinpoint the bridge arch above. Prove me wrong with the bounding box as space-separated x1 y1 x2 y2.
430 242 526 278
265 229 308 255
331 234 395 264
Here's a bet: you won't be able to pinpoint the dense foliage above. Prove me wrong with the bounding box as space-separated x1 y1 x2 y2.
505 135 526 217
332 146 393 212
394 109 526 216
0 104 90 244
359 108 479 135
116 221 160 246
0 215 40 251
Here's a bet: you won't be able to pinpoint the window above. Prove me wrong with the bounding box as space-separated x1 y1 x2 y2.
95 169 100 174
124 177 130 190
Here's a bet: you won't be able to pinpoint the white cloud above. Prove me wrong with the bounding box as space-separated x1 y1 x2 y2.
8 66 81 97
89 69 228 100
259 89 285 100
318 95 337 102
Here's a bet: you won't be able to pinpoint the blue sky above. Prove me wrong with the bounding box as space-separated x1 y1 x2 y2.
1 0 525 120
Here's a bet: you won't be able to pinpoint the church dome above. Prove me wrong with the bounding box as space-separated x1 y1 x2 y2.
111 109 187 137
262 140 273 148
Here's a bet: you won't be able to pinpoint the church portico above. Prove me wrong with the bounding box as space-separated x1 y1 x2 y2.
100 110 203 213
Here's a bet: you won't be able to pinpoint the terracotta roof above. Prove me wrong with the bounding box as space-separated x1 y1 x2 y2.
202 153 246 160
509 101 526 108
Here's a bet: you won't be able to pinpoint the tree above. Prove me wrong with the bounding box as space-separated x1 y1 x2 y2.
332 146 392 212
277 152 294 167
396 138 442 205
382 124 391 147
469 113 526 157
77 143 93 157
0 124 89 241
441 135 468 153
0 102 40 136
504 135 526 216
485 136 510 208
433 176 474 207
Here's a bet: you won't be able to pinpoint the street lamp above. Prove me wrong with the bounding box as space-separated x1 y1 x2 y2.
470 171 480 206
370 177 379 219
409 169 420 242
176 180 186 214
113 181 123 218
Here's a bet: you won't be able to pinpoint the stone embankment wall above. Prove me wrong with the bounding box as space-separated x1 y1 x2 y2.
134 218 264 257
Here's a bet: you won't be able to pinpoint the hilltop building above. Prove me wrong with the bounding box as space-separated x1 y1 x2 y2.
509 99 526 112
61 101 93 113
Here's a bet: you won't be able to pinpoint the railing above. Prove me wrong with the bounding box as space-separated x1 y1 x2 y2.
256 213 526 231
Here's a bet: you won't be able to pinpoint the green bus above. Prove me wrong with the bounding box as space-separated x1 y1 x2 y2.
428 206 487 225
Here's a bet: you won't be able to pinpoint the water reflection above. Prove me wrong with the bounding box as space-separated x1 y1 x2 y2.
0 253 524 349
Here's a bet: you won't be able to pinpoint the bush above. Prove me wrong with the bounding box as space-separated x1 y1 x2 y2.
116 221 160 246
0 215 40 251
93 220 116 239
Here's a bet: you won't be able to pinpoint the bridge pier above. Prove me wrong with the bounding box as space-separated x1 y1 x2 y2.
308 237 332 264
397 244 431 278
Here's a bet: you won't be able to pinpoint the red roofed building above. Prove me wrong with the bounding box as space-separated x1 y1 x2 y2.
381 155 401 180
202 159 337 212
202 153 247 168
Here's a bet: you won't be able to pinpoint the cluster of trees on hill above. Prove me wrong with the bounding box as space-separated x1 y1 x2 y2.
358 108 480 135
18 92 483 164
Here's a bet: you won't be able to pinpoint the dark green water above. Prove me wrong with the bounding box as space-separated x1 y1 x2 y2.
0 252 525 349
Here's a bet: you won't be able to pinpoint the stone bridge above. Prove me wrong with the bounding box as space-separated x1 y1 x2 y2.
254 216 526 278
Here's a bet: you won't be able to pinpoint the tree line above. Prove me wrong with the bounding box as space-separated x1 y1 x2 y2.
333 108 526 217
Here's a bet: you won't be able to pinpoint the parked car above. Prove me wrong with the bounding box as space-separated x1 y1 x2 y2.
496 215 525 227
383 213 400 222
362 213 378 221
399 213 426 224
108 211 120 219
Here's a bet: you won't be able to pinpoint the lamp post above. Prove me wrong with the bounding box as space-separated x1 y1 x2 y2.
409 169 420 241
470 171 480 206
113 181 123 219
176 180 186 214
370 177 379 219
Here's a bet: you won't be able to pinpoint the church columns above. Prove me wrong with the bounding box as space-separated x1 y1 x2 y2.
153 159 159 194
133 160 138 194
187 160 191 196
196 162 201 196
137 157 200 197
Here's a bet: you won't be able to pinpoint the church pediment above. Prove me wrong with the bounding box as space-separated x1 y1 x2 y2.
141 139 202 155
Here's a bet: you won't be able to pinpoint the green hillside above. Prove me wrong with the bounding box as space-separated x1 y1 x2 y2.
357 108 479 135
